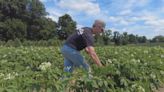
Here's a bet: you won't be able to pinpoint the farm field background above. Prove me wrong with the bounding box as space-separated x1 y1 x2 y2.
0 46 164 92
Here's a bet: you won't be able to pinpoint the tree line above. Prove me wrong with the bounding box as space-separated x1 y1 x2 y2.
0 0 163 46
0 0 76 41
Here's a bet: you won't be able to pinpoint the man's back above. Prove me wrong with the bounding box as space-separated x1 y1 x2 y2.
65 27 94 51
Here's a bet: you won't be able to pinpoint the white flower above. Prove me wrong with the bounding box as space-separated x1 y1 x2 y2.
114 52 118 54
160 71 164 75
124 52 128 54
4 73 14 80
0 73 4 77
143 50 148 54
13 72 18 76
8 52 11 55
137 59 140 63
107 59 112 63
26 66 30 69
132 84 137 88
131 59 137 63
131 54 134 57
138 86 145 92
160 61 163 64
1 60 8 63
3 55 7 58
150 73 156 79
39 62 51 71
3 72 18 80
144 63 147 66
161 55 164 58
112 58 117 61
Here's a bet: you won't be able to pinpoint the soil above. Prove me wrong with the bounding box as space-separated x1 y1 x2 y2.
156 87 164 92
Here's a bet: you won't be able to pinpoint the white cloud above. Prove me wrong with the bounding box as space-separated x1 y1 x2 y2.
77 24 84 29
58 0 100 15
109 0 149 12
108 8 164 38
127 15 157 23
39 0 52 2
108 16 130 26
119 9 132 16
123 0 149 9
144 19 164 34
46 8 63 21
162 7 164 13
110 27 120 32
127 17 139 22
135 11 164 34
126 25 163 39
41 0 163 38
46 15 58 21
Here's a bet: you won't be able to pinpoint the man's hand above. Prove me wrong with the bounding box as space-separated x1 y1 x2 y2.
85 46 102 67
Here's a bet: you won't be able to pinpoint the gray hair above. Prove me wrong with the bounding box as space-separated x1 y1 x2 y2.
93 19 106 28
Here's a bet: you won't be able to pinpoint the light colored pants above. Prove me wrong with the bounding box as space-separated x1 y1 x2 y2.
61 44 90 72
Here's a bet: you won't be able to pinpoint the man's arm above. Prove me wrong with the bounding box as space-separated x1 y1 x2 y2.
85 46 102 67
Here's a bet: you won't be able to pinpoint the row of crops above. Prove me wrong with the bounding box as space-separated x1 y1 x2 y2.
0 46 164 92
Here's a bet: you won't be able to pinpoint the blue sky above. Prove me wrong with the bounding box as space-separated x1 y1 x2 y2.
40 0 164 38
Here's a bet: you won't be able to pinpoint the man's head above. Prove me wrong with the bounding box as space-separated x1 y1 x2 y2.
92 19 105 34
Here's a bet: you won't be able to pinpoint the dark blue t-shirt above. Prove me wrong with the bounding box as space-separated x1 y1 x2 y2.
65 27 94 51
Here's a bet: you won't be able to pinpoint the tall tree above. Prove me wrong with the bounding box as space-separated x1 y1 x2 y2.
26 0 48 40
152 35 164 42
1 19 27 41
128 34 137 44
113 31 121 45
37 18 57 40
121 32 129 45
0 0 58 41
57 14 76 40
102 29 112 45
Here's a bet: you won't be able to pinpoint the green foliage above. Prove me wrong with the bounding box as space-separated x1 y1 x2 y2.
0 0 58 41
102 30 112 45
111 31 149 46
57 14 76 40
152 35 164 42
0 0 77 41
128 34 137 44
0 46 164 91
113 31 122 45
0 39 63 47
1 19 27 41
121 32 129 45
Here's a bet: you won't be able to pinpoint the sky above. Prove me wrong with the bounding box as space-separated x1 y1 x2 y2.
39 0 164 39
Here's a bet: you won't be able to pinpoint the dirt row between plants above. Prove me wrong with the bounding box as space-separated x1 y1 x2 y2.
156 87 164 92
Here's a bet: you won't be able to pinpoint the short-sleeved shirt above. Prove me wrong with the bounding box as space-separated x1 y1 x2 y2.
65 27 94 51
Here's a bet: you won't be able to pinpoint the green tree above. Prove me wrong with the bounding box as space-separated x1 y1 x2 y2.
137 36 147 43
121 32 129 45
152 35 164 42
0 0 58 41
1 19 27 41
94 34 104 46
26 0 48 40
113 31 121 45
57 14 76 40
38 18 57 40
128 34 137 44
102 29 112 45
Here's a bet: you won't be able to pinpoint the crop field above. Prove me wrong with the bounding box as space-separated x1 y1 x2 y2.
0 46 164 92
